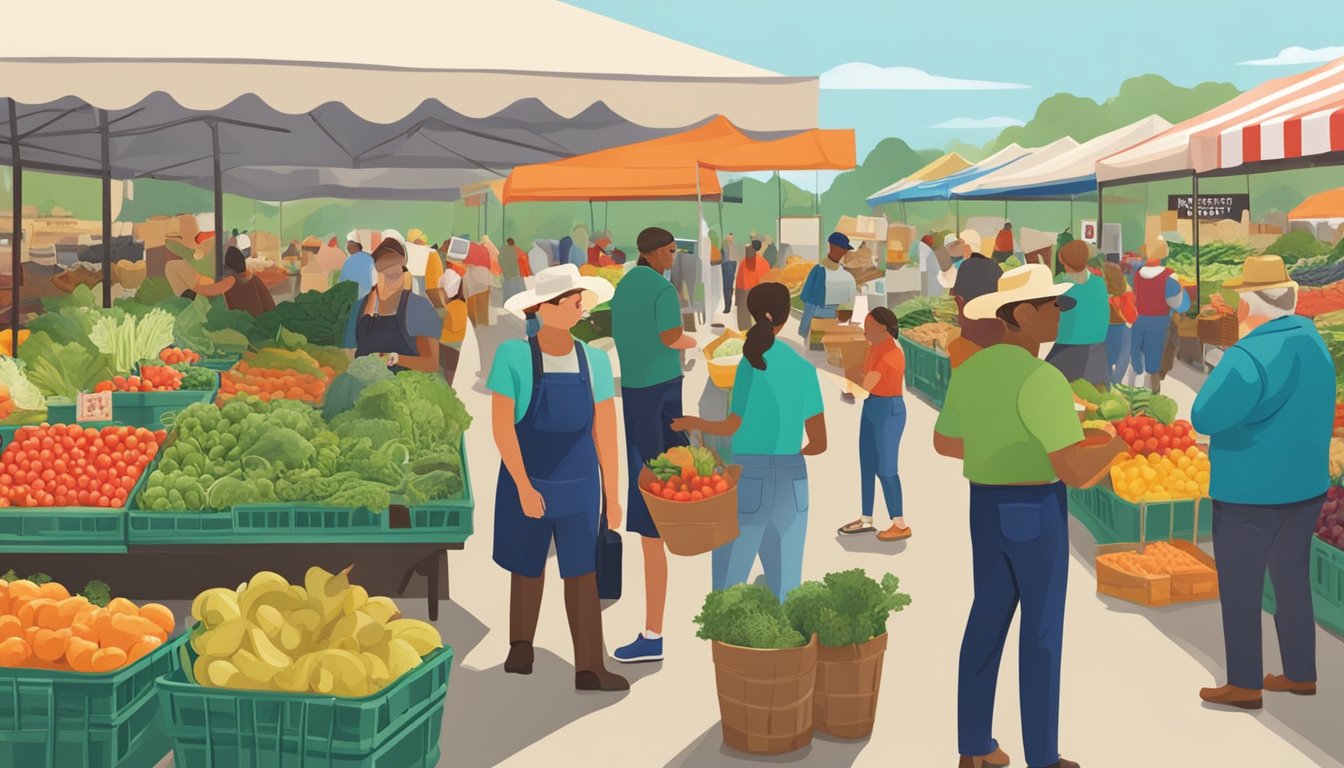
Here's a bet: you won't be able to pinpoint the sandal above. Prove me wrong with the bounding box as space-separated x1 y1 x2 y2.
837 519 877 535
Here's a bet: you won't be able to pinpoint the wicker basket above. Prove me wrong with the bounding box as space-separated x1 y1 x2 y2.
640 442 741 556
705 330 745 389
1197 314 1238 347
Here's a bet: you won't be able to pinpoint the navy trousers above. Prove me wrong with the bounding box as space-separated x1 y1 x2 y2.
959 482 1068 768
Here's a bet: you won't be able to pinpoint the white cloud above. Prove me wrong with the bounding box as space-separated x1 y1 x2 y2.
820 62 1028 91
931 116 1026 130
1239 46 1344 66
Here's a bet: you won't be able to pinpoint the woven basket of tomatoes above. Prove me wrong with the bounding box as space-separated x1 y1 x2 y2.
638 445 740 556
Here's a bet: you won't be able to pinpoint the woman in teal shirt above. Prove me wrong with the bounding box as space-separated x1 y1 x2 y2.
673 282 827 601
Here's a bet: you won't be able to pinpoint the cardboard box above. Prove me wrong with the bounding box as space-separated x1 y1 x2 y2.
822 327 868 370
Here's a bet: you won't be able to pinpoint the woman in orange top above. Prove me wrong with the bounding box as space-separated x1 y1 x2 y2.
838 307 911 541
734 240 770 329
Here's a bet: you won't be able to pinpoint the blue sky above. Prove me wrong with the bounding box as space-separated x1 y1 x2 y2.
568 0 1344 161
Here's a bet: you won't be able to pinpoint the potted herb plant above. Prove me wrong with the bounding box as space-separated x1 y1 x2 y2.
693 583 817 755
784 569 911 739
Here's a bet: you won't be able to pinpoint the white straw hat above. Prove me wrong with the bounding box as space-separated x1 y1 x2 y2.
959 229 982 254
503 264 614 318
345 231 361 246
964 264 1075 321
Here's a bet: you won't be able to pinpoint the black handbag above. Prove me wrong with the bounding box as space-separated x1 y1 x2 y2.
595 492 623 601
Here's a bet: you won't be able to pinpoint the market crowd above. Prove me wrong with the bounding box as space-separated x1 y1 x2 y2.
302 219 1333 768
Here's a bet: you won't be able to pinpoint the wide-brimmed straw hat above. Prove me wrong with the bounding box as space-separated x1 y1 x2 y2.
964 264 1076 321
1222 255 1297 293
503 264 614 318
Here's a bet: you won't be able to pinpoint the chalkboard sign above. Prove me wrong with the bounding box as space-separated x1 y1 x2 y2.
1168 194 1250 221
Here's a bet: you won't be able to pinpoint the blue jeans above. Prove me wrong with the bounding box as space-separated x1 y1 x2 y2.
1105 323 1130 383
721 261 737 311
959 483 1068 768
1130 314 1169 375
860 396 905 520
798 302 836 341
712 454 809 601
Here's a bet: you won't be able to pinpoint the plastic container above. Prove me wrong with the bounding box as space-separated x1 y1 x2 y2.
0 460 154 553
156 643 453 768
898 338 950 409
129 435 474 546
1067 485 1211 544
1263 536 1344 635
0 633 186 768
47 386 218 431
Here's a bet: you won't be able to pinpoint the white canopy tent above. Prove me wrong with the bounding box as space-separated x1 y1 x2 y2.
952 117 1172 198
0 0 823 326
948 137 1080 196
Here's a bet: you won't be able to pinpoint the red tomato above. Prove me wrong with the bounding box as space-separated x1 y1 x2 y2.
649 482 662 495
1139 425 1153 439
1145 437 1159 452
674 491 691 502
715 481 729 494
1121 429 1136 442
690 491 704 501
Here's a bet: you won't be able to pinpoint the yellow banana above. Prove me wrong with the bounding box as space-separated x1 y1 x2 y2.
199 617 248 658
206 659 245 688
362 596 400 625
386 638 423 680
343 585 369 616
192 588 241 629
305 566 351 626
248 628 292 670
231 649 278 684
386 619 442 655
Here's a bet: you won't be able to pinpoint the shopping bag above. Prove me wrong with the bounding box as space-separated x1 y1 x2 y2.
596 500 622 601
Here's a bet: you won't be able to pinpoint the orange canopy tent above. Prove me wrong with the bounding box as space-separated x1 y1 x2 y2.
500 116 855 204
1290 187 1344 221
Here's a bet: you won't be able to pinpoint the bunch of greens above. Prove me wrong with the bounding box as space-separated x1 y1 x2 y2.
322 355 394 420
783 570 911 647
139 371 473 512
254 327 349 375
18 332 113 398
693 583 806 649
1111 383 1179 425
252 281 358 347
0 357 46 412
173 297 253 357
1263 231 1330 264
172 364 220 391
90 309 175 373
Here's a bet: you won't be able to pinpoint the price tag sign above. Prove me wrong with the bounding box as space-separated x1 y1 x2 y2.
76 391 112 423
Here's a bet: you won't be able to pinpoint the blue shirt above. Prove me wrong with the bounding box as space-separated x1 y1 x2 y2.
730 342 823 456
340 290 441 350
1192 315 1335 505
338 251 375 297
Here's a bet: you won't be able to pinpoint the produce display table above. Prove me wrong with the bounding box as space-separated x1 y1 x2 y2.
1262 536 1344 636
898 337 950 409
1067 485 1211 544
0 542 461 619
47 385 219 431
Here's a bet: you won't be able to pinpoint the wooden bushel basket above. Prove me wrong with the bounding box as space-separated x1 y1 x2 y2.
712 636 817 755
814 632 888 740
640 464 742 556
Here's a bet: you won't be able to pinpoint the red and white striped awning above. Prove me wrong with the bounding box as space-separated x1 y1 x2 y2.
1098 57 1344 182
1214 93 1344 170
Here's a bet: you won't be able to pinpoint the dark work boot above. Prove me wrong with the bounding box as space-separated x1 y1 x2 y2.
565 573 629 692
506 573 544 675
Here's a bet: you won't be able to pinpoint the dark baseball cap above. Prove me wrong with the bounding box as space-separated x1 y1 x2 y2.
828 232 854 250
952 256 1006 302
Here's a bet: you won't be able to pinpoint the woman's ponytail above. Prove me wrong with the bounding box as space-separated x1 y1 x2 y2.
742 282 792 371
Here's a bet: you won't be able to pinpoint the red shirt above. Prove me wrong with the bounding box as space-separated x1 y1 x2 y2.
864 339 905 397
1135 267 1173 317
994 229 1014 253
587 245 614 268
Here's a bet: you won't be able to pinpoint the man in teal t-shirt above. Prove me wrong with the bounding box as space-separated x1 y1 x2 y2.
1044 241 1110 387
609 227 698 666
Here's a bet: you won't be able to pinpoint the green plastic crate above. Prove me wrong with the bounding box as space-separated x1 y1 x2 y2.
47 385 218 431
0 633 186 768
1263 536 1344 635
0 463 155 553
195 355 241 372
899 338 950 409
1067 485 1211 545
157 643 453 768
129 435 474 546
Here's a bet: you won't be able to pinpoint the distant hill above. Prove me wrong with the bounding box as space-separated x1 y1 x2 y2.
818 137 940 227
987 74 1241 153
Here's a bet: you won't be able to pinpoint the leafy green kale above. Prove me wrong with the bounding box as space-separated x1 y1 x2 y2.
322 355 394 420
27 572 52 586
0 570 18 582
783 570 911 647
694 583 806 649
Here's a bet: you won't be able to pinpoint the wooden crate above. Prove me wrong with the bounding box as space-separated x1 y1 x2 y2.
1096 543 1173 606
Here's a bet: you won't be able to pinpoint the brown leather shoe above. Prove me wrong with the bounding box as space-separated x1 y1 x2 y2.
1200 684 1262 709
957 745 1011 767
877 523 913 542
1264 674 1316 695
1045 761 1080 768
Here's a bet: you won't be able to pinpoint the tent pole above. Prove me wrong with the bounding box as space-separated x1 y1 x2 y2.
99 109 112 308
697 164 709 327
589 200 594 233
210 120 223 278
1192 172 1201 311
8 98 22 357
775 171 782 247
955 199 961 233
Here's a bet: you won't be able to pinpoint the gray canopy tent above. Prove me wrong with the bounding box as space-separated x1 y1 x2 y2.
0 0 822 346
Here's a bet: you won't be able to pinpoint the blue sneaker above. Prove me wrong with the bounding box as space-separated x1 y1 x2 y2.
613 633 663 663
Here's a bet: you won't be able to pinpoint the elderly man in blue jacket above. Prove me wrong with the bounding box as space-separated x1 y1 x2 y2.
1194 255 1335 710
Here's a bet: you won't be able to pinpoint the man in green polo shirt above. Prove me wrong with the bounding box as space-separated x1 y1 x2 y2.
935 264 1126 768
609 227 698 665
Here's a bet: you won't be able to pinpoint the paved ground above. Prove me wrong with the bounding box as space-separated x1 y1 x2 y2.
156 306 1344 768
